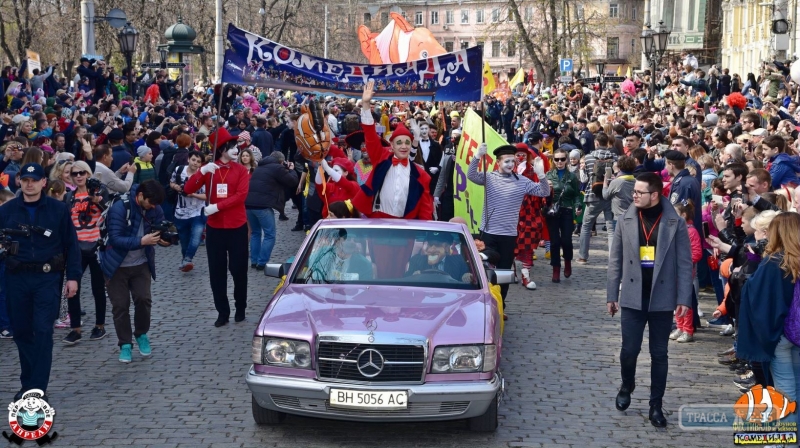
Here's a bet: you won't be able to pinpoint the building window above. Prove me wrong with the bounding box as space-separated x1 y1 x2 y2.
524 7 533 21
491 41 501 57
609 4 619 18
631 6 637 20
445 41 454 52
607 37 619 58
461 41 469 50
363 13 371 24
631 39 636 53
687 0 695 30
461 9 469 24
381 12 389 26
508 40 516 57
476 10 485 23
446 10 454 24
492 8 500 23
415 11 423 26
431 11 439 25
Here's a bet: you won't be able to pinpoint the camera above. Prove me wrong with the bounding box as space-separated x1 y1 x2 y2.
151 221 179 246
0 227 29 259
86 177 102 197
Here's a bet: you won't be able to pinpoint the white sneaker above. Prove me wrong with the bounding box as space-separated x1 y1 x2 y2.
677 332 694 343
669 328 683 340
698 308 705 318
524 280 537 290
721 324 735 336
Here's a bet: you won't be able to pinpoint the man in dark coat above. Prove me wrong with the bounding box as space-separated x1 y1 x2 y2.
416 121 443 192
250 117 274 157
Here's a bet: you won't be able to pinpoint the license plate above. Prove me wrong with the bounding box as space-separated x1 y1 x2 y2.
329 389 408 409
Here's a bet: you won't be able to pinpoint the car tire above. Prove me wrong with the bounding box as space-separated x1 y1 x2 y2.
251 395 287 425
467 393 498 432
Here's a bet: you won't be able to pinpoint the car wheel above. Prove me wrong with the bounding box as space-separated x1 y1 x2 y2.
251 395 287 425
467 393 498 432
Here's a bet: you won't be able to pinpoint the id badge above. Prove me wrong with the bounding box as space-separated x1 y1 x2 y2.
640 246 655 268
216 183 228 198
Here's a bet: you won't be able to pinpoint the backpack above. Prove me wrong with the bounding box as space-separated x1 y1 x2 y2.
165 165 187 204
97 193 132 252
590 158 614 197
157 148 177 186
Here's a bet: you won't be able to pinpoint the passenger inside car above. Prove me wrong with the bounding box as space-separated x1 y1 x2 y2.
306 229 374 282
404 232 472 283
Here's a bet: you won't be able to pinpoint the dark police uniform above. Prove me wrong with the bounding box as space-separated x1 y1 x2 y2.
0 163 81 397
578 128 595 155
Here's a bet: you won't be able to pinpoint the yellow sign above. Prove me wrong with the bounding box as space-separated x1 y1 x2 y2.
25 50 40 79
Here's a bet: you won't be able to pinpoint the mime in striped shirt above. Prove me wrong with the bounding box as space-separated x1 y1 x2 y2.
468 143 550 313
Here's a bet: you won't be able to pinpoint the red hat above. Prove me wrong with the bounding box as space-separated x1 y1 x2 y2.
327 144 346 159
332 157 355 174
209 127 238 150
514 143 534 156
389 123 413 142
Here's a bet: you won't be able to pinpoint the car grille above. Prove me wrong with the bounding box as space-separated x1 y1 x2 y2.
270 394 469 417
317 342 425 383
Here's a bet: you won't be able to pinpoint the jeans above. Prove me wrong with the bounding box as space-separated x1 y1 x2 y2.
620 307 673 408
174 214 206 261
545 209 575 267
206 224 248 320
771 335 800 429
107 263 152 347
247 208 276 266
7 271 61 393
161 200 175 223
68 248 107 328
578 200 613 260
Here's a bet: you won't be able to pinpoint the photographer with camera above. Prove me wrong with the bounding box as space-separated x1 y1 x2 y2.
0 163 81 401
169 150 207 272
61 161 110 345
98 180 170 363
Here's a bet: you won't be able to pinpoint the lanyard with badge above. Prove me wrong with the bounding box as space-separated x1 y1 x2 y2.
639 211 661 268
216 165 228 199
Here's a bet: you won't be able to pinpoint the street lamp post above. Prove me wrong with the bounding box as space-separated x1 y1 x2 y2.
117 22 139 98
640 20 670 99
595 61 606 95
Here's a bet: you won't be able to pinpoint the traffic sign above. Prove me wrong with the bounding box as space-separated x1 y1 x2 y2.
560 75 573 83
603 76 626 83
140 63 162 68
140 62 187 69
559 59 573 73
576 76 627 84
167 62 187 69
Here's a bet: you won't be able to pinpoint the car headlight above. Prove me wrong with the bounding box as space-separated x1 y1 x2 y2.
432 345 495 373
252 337 312 369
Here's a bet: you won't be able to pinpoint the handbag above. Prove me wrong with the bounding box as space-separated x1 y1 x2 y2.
79 240 98 257
784 281 800 346
544 184 565 217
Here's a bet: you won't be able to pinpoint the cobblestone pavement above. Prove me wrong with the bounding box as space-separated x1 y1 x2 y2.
0 212 738 447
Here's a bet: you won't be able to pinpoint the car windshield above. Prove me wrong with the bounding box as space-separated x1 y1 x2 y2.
291 227 481 290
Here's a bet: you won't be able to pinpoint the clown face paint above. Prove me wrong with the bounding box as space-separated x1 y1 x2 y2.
333 165 344 177
226 147 239 161
419 124 430 139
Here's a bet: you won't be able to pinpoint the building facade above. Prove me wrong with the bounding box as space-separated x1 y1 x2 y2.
720 0 798 77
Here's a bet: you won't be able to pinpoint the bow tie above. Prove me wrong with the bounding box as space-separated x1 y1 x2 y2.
421 139 429 142
392 157 409 167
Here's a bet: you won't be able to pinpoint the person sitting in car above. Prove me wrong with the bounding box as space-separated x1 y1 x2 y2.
405 232 471 282
307 229 373 282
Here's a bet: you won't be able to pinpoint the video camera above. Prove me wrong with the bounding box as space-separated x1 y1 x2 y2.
0 228 29 259
151 221 179 246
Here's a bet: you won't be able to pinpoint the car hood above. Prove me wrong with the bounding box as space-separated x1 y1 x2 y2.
257 285 489 346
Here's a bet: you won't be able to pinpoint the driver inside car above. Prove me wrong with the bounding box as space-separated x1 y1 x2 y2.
405 232 472 283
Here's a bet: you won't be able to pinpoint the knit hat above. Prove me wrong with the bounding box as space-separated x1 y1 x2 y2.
107 128 124 141
137 145 152 158
237 131 251 141
569 149 582 160
389 123 414 142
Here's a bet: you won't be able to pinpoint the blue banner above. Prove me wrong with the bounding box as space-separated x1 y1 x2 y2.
222 24 483 101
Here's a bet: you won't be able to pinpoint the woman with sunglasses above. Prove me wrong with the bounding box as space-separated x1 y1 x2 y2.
61 161 110 345
545 148 582 283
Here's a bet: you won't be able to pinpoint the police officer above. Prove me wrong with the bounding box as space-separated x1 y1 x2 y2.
0 163 81 401
558 122 582 149
576 118 595 155
663 150 702 229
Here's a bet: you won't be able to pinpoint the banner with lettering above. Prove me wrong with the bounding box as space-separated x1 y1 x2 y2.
453 108 509 234
223 24 484 101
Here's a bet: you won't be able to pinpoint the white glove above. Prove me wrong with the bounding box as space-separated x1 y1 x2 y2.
532 157 545 179
477 143 488 157
408 119 421 141
434 197 441 206
204 204 219 216
430 167 439 175
200 163 218 175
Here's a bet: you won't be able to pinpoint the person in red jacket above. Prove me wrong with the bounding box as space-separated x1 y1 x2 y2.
351 80 433 220
316 157 360 218
183 127 251 327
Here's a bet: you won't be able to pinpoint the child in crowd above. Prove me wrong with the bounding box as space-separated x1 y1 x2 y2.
672 199 703 343
47 179 66 201
133 146 157 184
0 189 16 338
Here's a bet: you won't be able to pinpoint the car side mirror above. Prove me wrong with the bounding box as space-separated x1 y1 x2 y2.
486 269 516 285
264 263 285 278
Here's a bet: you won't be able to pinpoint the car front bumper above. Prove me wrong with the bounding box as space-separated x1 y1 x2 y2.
246 368 503 422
